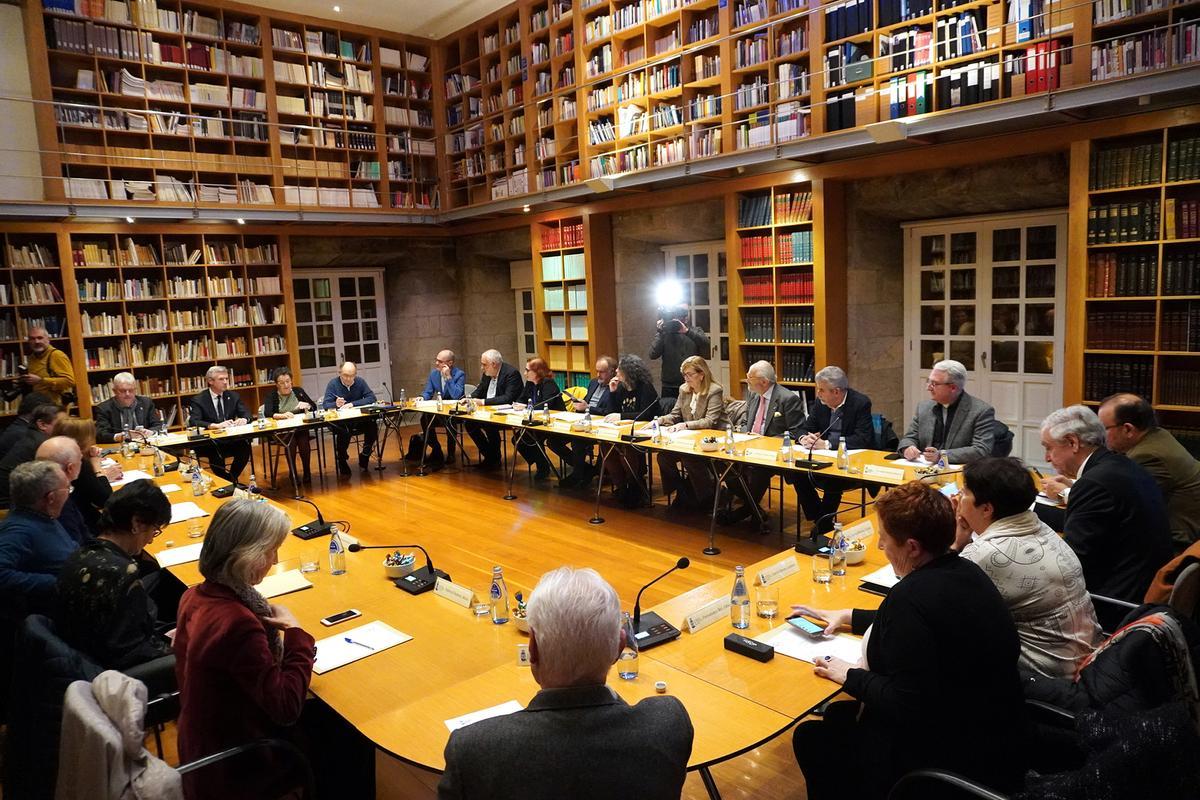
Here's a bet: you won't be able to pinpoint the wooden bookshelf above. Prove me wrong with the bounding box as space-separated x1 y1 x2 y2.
725 178 845 400
1066 121 1200 449
530 213 617 389
0 232 70 417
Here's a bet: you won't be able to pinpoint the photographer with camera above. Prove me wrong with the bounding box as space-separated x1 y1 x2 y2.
2 328 75 407
649 304 710 400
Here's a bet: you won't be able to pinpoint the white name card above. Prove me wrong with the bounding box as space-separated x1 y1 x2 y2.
434 577 476 608
504 415 526 426
757 556 799 586
863 464 905 482
743 447 778 462
841 518 874 544
472 410 493 420
685 596 732 634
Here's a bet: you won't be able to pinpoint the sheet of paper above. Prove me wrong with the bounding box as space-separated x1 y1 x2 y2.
313 620 412 674
156 541 204 568
100 457 118 468
891 457 963 470
110 470 154 487
552 411 585 422
168 501 209 525
1034 493 1063 507
489 404 514 412
222 424 255 436
756 626 863 664
160 483 181 494
808 448 867 457
731 432 759 443
444 700 524 731
666 429 702 440
254 569 313 599
152 433 189 447
859 563 901 589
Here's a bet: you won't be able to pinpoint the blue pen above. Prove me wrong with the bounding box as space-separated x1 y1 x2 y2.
344 637 375 651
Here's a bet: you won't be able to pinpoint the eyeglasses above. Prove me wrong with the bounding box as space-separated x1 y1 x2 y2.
682 371 701 378
925 380 954 388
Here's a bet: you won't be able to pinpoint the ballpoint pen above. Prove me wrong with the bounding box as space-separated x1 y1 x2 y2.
344 637 375 651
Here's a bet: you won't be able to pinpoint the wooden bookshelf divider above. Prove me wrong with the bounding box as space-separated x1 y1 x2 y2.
530 213 617 390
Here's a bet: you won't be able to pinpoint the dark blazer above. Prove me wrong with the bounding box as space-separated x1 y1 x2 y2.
175 582 316 800
843 553 1026 795
189 389 251 427
897 391 995 463
0 428 48 508
740 383 804 437
1126 427 1200 549
471 362 524 406
262 387 317 417
1064 447 1174 602
520 378 566 412
0 416 33 454
93 395 161 443
72 459 113 534
801 387 875 449
438 684 693 800
580 378 613 414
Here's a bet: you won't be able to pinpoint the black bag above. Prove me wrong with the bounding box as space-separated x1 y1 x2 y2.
405 433 426 462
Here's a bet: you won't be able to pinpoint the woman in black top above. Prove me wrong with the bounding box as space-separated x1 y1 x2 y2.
262 367 318 483
511 357 574 481
601 354 660 507
56 479 173 670
789 481 1026 799
52 416 117 534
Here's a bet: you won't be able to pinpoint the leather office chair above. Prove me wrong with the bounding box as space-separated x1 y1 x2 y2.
991 420 1014 457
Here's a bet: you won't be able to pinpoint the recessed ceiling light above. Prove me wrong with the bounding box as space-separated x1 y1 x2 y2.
125 216 135 223
522 204 530 213
333 4 341 11
236 217 245 225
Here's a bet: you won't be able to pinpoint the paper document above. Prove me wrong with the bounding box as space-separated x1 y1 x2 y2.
444 700 524 731
809 448 867 457
552 412 585 422
859 564 901 590
891 457 963 470
756 626 863 664
222 424 255 436
313 621 412 674
160 483 181 494
156 542 204 568
489 404 514 412
254 569 313 599
731 433 759 443
110 470 154 487
169 501 209 525
1034 493 1063 507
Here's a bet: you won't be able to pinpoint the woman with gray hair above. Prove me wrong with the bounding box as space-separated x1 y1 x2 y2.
601 354 660 507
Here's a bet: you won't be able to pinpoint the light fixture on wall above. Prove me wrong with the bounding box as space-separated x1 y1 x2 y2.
236 217 245 225
522 204 530 213
865 120 910 144
125 216 135 224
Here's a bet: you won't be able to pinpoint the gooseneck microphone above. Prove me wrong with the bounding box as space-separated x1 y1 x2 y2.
290 496 335 540
620 396 663 442
793 408 840 470
631 557 690 649
347 542 449 595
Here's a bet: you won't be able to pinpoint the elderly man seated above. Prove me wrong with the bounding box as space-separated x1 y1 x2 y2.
93 372 162 444
0 461 78 619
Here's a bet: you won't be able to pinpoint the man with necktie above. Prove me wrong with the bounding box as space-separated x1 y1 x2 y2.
187 365 252 483
897 359 995 464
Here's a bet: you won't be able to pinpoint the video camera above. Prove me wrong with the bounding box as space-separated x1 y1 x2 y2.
657 306 688 334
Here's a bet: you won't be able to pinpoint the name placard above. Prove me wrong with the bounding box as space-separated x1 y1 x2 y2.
863 464 905 482
434 577 476 608
841 518 874 544
743 448 778 462
757 556 800 586
504 415 526 426
472 410 493 420
685 596 732 634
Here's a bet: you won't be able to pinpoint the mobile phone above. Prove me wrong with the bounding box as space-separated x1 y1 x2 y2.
787 616 826 639
884 452 903 460
320 609 361 627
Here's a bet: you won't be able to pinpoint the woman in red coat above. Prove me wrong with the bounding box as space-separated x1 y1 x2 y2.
173 499 315 800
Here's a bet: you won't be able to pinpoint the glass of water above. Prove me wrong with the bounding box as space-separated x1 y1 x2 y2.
812 552 833 584
755 584 779 619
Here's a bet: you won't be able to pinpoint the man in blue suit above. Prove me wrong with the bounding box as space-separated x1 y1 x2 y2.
417 349 466 465
322 362 378 476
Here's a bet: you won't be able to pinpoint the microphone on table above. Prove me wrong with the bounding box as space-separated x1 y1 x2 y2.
632 557 690 649
290 496 336 540
793 409 840 470
347 542 449 595
521 392 559 426
620 399 662 442
794 510 840 555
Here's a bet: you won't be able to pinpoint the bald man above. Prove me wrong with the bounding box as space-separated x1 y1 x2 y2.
35 436 90 544
322 362 379 475
417 350 466 465
21 327 75 406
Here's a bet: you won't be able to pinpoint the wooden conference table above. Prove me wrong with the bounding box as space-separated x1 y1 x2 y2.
140 458 889 797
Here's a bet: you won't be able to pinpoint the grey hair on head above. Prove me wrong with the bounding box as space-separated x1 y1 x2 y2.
931 359 967 389
1040 405 1106 448
748 360 776 384
198 500 291 587
815 365 848 390
526 566 621 686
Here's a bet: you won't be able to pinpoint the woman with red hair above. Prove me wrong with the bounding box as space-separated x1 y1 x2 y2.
512 357 574 481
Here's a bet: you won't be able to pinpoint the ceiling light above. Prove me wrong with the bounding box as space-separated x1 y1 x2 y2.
236 217 245 225
125 216 134 223
333 4 341 11
522 204 530 213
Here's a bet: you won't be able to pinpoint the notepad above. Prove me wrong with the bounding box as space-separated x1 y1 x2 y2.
110 470 154 487
444 700 524 731
160 484 181 494
254 569 313 599
156 542 204 568
755 625 863 665
168 501 208 524
858 563 901 596
808 448 867 457
313 621 412 674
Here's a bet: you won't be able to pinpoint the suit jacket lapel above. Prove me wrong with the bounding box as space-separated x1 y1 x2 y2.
945 393 969 447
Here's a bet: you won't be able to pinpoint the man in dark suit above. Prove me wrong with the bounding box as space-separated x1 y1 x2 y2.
321 361 379 475
562 355 616 488
1039 405 1173 603
720 360 806 531
187 365 251 483
897 359 995 464
465 349 523 470
94 372 162 444
793 366 875 534
0 403 63 508
438 566 693 800
0 392 51 455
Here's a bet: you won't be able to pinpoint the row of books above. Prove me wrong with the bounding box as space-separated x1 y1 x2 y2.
379 48 429 72
1087 200 1161 244
126 310 167 332
80 311 125 336
823 0 874 42
1090 29 1168 81
1164 253 1200 296
541 222 585 250
1167 136 1200 183
778 272 816 303
1092 0 1168 26
883 71 932 119
1165 199 1200 241
880 28 933 73
1090 141 1163 190
740 235 774 266
741 310 777 342
776 231 814 264
1084 355 1153 400
741 274 774 304
1085 309 1155 349
1087 252 1157 297
1160 303 1200 352
879 0 932 27
5 244 56 268
778 311 816 343
780 352 816 383
1009 39 1070 96
1161 367 1200 407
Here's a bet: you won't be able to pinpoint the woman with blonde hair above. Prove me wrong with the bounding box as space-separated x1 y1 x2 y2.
656 355 728 509
52 416 120 532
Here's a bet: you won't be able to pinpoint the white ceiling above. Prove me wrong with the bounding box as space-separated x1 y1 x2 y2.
249 0 514 41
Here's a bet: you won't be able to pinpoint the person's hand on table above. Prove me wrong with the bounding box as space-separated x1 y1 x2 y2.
335 396 347 408
571 399 588 412
666 422 687 433
294 401 311 412
922 446 940 462
902 445 921 461
1041 475 1071 502
788 605 851 635
602 413 620 424
102 463 124 482
264 604 302 631
813 655 854 685
512 402 527 411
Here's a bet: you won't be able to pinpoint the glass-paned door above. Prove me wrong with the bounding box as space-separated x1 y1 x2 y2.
905 212 1067 461
293 270 390 396
662 241 728 389
515 288 537 367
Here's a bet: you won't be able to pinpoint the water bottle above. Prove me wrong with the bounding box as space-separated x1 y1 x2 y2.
618 611 639 680
780 431 793 464
724 424 735 455
152 446 165 477
582 410 592 431
247 472 260 499
831 522 848 577
399 387 407 406
542 404 551 424
328 529 347 575
650 420 660 443
936 450 947 470
490 566 509 624
836 439 849 470
435 391 443 412
121 424 132 457
191 461 204 496
730 565 750 629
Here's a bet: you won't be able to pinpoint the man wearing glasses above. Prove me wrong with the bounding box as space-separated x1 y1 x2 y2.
0 461 77 617
898 359 995 464
416 349 467 466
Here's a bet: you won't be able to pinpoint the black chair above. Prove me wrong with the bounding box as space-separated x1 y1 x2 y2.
991 420 1014 457
1168 562 1200 623
176 739 316 799
1090 592 1140 635
888 769 1008 800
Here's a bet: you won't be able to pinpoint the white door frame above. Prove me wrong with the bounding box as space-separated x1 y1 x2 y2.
292 269 390 398
661 240 729 390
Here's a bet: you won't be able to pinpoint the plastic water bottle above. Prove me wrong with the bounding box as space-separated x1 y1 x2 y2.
582 410 592 431
937 450 948 470
831 522 848 577
650 420 660 443
121 424 132 457
435 391 443 412
247 472 261 499
152 447 165 477
725 424 735 455
328 530 347 575
191 462 204 496
781 431 793 464
399 387 407 406
730 565 750 629
836 439 849 470
490 566 509 624
618 612 639 680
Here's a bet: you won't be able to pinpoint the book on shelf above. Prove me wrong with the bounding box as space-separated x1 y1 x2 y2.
1164 199 1200 240
1084 355 1154 400
1166 136 1200 183
1085 308 1155 349
1087 251 1157 297
1089 141 1163 189
1164 252 1200 295
1086 200 1161 244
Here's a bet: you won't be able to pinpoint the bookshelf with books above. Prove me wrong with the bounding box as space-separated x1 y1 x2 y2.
0 233 71 418
1068 122 1200 446
725 179 846 399
531 214 616 389
380 37 439 210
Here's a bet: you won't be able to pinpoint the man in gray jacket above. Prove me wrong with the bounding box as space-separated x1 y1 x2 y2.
438 567 693 800
898 359 995 464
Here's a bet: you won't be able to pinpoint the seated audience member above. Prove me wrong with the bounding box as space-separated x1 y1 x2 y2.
1040 405 1173 603
601 354 660 507
512 357 574 481
897 359 995 464
562 356 617 489
188 365 253 483
719 360 804 531
1099 393 1200 550
93 372 162 443
466 349 524 469
417 349 466 465
793 366 875 533
0 402 63 508
438 566 693 800
952 457 1102 678
321 361 379 476
55 479 173 669
0 461 77 618
262 367 316 484
655 355 727 509
51 417 120 534
790 481 1025 799
35 436 90 544
0 392 51 454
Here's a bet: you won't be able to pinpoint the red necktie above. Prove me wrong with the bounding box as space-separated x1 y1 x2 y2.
753 396 768 434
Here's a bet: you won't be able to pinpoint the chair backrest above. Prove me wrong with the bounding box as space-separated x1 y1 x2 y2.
657 396 675 416
464 383 477 397
564 385 588 402
725 398 748 430
1170 563 1200 623
991 420 1014 457
875 415 900 452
